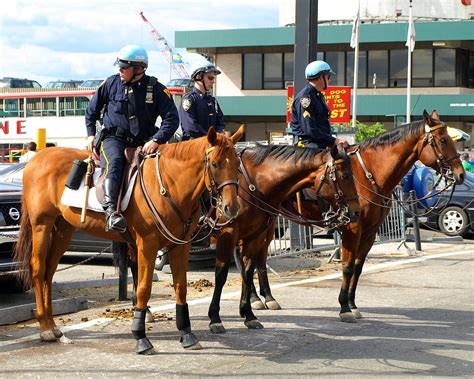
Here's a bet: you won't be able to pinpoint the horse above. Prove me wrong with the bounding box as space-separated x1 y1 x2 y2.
13 126 243 354
207 143 361 333
250 110 465 321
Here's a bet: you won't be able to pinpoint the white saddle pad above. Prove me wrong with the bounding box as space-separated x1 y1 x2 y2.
61 168 138 213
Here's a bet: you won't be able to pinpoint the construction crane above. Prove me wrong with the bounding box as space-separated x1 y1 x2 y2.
139 11 190 79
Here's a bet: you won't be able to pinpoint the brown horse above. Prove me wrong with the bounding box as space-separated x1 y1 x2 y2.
14 126 243 354
207 143 361 333
251 110 465 321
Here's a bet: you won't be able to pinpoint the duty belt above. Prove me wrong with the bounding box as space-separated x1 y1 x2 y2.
108 128 142 146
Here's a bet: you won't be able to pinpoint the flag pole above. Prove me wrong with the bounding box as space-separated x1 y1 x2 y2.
406 0 414 123
351 0 360 128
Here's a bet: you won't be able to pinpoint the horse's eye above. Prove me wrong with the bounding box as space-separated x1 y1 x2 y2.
341 173 348 180
440 137 447 144
212 161 219 169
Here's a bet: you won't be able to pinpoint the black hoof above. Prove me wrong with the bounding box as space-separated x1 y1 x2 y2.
244 319 264 329
209 322 226 334
180 332 202 349
136 337 155 354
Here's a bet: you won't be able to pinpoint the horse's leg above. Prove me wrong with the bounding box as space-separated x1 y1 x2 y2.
30 221 56 341
132 244 157 355
168 244 202 350
347 233 377 320
338 227 362 323
240 237 264 330
208 229 238 334
128 253 154 323
253 221 281 310
44 219 75 342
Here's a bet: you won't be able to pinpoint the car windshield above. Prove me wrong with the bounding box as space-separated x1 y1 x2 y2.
0 163 26 184
80 80 103 87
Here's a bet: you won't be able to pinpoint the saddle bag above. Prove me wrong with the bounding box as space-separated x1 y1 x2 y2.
65 159 88 190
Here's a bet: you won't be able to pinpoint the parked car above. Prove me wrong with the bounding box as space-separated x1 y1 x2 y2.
44 80 83 89
79 79 104 88
425 172 474 237
166 78 193 88
0 77 42 89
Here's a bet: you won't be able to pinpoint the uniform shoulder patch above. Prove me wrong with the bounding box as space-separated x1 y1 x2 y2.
300 97 311 109
163 88 171 98
182 98 192 112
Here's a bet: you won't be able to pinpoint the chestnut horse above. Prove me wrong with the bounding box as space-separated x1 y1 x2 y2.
207 143 361 333
14 127 243 354
250 110 465 321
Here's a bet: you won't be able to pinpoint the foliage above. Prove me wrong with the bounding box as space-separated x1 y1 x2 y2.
354 121 386 143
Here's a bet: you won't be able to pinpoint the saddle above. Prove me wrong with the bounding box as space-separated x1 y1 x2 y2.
95 147 143 207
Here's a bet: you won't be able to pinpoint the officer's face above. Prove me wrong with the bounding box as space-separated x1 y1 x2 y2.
119 66 134 82
203 74 216 89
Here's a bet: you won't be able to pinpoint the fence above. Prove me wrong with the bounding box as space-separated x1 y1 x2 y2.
267 187 406 259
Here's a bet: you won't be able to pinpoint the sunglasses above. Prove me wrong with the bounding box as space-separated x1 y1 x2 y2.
205 76 216 81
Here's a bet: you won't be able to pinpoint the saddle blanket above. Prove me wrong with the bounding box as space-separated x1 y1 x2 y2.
61 169 138 213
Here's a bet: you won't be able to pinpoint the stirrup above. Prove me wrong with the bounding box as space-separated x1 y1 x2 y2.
105 212 127 233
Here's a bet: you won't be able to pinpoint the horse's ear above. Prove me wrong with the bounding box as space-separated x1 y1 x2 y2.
431 109 440 120
229 124 247 145
207 126 218 146
330 144 339 159
423 110 431 123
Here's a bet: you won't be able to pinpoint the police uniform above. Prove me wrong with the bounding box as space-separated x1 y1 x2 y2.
290 83 335 149
178 87 224 139
86 73 179 183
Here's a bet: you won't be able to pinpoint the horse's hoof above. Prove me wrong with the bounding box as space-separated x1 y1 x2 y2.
59 335 74 344
180 332 202 349
52 326 63 338
251 299 266 310
136 337 154 354
340 312 357 323
244 319 264 329
351 309 363 319
265 300 281 310
209 322 226 334
40 330 58 342
145 309 155 323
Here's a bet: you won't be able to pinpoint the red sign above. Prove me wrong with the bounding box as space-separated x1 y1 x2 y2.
321 86 351 123
286 85 294 124
287 85 352 124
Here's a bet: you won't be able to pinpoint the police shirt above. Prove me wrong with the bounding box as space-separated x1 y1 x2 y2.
290 83 335 148
178 87 224 138
85 74 179 144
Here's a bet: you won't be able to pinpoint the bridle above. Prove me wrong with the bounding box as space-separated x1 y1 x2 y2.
138 145 239 245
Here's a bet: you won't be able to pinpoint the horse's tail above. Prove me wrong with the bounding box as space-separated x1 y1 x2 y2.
13 199 33 289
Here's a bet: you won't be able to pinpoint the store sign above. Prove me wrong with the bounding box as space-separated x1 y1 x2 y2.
286 85 294 124
321 86 352 124
0 119 27 135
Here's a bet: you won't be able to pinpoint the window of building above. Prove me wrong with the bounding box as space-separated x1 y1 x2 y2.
243 53 294 89
243 53 263 90
368 50 388 88
390 49 407 87
283 53 294 84
325 52 345 86
264 53 283 89
346 51 367 88
412 49 433 87
434 49 456 86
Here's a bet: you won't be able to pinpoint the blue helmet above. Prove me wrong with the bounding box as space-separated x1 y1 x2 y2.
115 45 148 68
305 60 335 80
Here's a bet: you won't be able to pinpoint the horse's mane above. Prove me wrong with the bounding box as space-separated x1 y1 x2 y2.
359 120 423 150
246 143 324 166
161 134 230 160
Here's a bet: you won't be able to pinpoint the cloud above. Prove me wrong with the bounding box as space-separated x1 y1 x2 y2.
0 0 279 84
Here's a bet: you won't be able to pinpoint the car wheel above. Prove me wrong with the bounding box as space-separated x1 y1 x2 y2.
155 252 169 271
438 206 468 237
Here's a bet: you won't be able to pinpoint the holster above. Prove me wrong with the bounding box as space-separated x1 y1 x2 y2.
94 127 109 156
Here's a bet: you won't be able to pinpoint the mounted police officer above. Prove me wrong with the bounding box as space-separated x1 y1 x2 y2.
178 62 225 139
86 45 179 233
290 60 346 149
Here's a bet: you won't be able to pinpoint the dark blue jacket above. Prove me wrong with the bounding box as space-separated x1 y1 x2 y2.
290 83 335 148
178 87 224 138
85 74 179 144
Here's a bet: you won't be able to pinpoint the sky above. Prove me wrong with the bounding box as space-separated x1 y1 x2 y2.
0 0 280 86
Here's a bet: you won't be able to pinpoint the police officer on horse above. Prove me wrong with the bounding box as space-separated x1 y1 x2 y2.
86 45 179 232
178 62 225 139
290 60 346 149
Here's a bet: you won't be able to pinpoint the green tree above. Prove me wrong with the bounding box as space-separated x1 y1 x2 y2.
355 121 386 143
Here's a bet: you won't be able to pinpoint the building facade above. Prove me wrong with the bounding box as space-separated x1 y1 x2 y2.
175 0 474 148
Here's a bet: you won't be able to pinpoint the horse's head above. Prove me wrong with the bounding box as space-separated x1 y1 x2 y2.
418 110 465 185
311 144 360 224
204 125 244 221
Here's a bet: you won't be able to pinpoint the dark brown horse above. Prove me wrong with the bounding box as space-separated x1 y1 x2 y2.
208 143 361 333
14 126 243 354
251 110 465 321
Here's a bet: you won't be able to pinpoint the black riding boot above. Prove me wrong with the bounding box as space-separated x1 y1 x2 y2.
103 178 127 233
